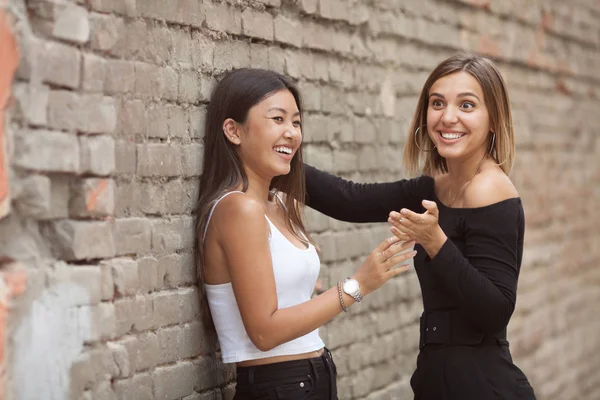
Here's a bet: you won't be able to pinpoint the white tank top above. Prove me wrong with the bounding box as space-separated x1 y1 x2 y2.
203 191 325 363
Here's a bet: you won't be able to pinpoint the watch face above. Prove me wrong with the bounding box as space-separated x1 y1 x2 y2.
343 279 359 294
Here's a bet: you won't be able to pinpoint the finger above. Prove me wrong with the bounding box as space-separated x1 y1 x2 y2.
399 208 422 223
422 200 438 218
385 249 417 269
386 264 411 278
390 227 412 241
376 235 402 253
380 239 415 263
388 240 416 254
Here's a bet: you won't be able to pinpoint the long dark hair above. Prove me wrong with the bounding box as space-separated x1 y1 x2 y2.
194 68 312 328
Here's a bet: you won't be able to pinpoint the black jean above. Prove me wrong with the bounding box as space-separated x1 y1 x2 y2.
233 348 338 400
411 341 536 400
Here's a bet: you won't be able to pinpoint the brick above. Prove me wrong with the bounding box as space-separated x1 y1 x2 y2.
13 82 49 126
159 253 196 288
299 0 318 14
189 106 206 139
167 104 190 137
82 95 118 134
51 263 103 306
267 46 286 74
136 144 183 177
82 53 106 92
80 302 117 342
135 332 160 371
48 90 80 130
297 83 321 112
119 99 145 136
42 220 116 260
105 60 135 94
89 0 127 15
156 321 208 363
101 263 115 300
14 129 79 173
150 287 200 328
182 144 203 177
113 373 154 400
90 13 125 53
134 62 163 99
138 256 160 292
48 91 117 133
241 9 274 40
72 347 120 391
114 180 141 217
274 15 302 47
114 218 152 256
318 0 349 21
83 381 117 400
70 178 115 218
250 43 270 70
142 22 171 65
114 295 150 335
204 2 242 35
139 180 185 215
161 66 179 101
40 40 81 89
108 336 137 378
152 361 197 400
115 139 137 174
354 116 378 144
53 3 90 44
151 217 195 254
13 174 51 218
105 258 139 297
191 31 215 70
144 103 168 138
213 40 250 71
79 135 116 176
178 70 202 104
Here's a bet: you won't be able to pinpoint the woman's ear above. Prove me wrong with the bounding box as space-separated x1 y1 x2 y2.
223 118 240 145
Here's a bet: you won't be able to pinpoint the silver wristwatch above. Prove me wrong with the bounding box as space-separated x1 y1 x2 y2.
342 277 363 302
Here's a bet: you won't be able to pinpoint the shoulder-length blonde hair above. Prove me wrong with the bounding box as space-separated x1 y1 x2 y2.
403 52 515 177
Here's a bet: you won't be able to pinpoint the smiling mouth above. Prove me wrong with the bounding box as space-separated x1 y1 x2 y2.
274 146 293 155
439 132 465 140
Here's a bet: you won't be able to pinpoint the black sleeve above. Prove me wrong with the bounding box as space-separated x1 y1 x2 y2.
304 164 430 223
424 201 524 334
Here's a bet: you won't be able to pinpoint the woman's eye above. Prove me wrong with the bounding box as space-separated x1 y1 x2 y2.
431 100 444 108
273 117 284 122
293 121 302 128
461 102 475 110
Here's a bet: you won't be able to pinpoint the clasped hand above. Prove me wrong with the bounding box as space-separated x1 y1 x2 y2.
387 200 447 258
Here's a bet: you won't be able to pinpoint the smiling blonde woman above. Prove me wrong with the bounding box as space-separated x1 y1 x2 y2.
304 53 537 400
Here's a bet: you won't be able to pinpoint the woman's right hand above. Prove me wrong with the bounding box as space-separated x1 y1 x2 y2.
353 237 416 296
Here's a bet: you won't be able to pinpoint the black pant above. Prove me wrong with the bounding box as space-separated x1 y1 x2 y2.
233 348 338 400
411 341 536 400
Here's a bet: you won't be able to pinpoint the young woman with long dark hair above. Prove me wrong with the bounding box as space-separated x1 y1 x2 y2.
194 68 416 399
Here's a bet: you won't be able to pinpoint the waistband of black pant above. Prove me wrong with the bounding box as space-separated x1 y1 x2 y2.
236 348 334 384
419 309 508 350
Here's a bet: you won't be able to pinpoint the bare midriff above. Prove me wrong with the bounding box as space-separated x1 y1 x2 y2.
236 347 325 367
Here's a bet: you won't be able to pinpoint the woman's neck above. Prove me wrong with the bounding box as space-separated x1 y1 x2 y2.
239 167 273 208
446 151 489 184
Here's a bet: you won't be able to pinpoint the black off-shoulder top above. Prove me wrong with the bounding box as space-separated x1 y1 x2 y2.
305 165 524 336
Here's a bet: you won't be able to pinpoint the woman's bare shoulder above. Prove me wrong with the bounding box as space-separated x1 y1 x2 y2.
464 167 519 208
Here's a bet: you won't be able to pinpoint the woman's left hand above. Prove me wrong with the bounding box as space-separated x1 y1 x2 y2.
388 200 447 259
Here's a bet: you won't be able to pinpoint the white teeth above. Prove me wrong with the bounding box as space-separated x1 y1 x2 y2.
441 133 463 139
274 146 292 155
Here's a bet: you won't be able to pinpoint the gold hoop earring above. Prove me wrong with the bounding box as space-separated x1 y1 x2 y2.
414 125 435 152
489 132 496 155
